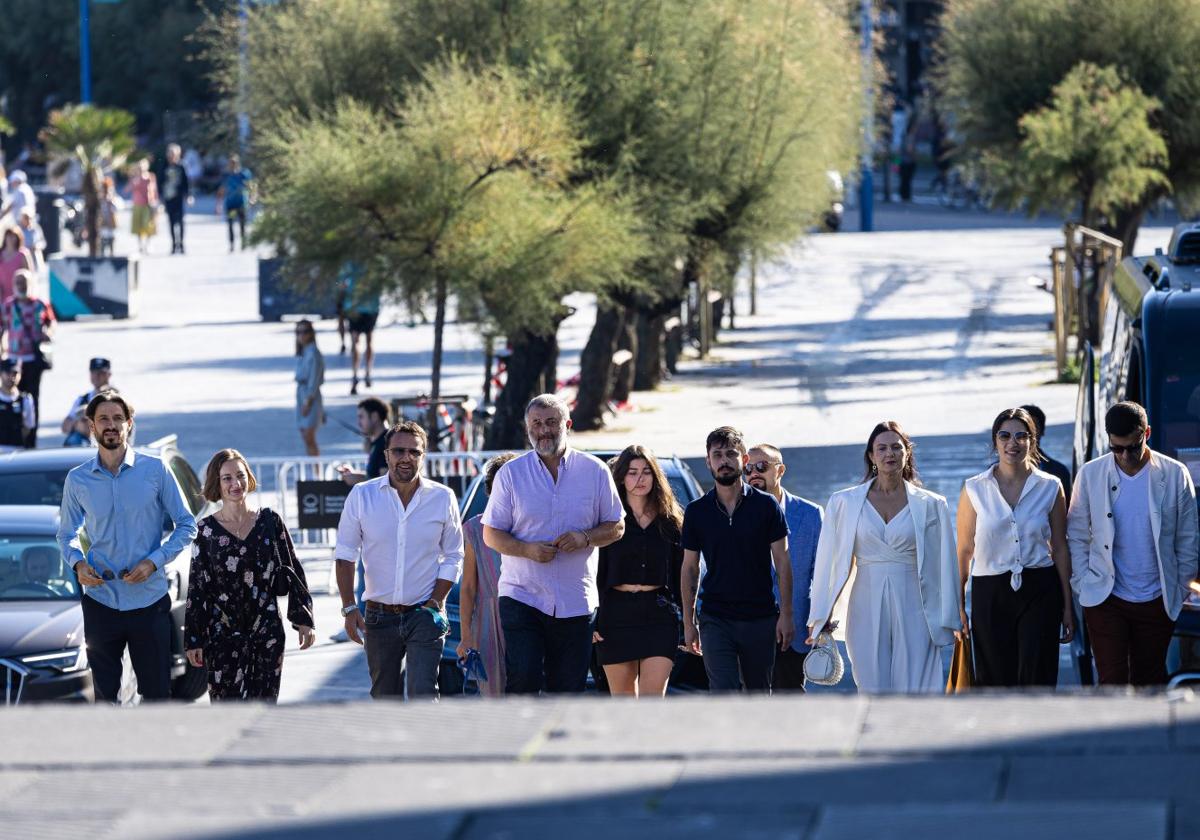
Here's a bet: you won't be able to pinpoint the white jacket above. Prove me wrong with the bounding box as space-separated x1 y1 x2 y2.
807 481 962 647
1067 450 1199 620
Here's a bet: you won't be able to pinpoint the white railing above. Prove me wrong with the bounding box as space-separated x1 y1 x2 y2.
243 451 509 549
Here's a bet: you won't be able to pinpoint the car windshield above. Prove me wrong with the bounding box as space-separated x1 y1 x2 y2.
0 536 79 600
0 470 69 507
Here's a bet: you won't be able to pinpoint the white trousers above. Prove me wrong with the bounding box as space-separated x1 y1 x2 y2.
845 559 941 694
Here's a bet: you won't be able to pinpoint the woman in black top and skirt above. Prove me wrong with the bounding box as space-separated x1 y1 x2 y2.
594 445 684 697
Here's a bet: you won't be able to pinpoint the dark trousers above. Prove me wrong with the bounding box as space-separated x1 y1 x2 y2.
363 606 446 700
898 161 916 201
19 358 44 447
971 566 1063 688
771 646 808 692
1084 593 1175 686
80 594 172 702
698 613 777 693
226 205 246 248
499 596 594 694
166 199 185 251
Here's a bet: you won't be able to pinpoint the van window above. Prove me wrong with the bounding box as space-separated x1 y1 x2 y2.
168 455 205 517
1158 317 1200 457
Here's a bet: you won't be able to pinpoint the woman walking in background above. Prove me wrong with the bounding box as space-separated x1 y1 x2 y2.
456 452 518 697
593 445 685 697
957 408 1074 687
0 226 32 303
185 449 315 701
808 421 962 693
294 319 324 456
2 269 55 446
128 159 159 254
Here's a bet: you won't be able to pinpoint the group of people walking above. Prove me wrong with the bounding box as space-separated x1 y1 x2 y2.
56 387 1197 706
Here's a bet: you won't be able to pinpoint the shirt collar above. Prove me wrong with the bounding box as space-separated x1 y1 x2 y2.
90 446 137 474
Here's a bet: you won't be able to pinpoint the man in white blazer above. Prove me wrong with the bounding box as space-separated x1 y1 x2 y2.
1068 401 1199 686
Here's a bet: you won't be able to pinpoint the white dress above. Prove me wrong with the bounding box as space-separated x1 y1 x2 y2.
845 503 942 693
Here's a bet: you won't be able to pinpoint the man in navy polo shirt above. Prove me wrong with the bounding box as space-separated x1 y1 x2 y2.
681 426 793 692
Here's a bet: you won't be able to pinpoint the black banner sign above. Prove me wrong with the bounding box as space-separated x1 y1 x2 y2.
296 480 350 529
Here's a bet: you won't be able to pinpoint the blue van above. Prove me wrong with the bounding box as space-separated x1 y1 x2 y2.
1073 222 1200 686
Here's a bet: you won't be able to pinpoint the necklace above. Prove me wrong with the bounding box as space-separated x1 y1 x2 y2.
217 509 258 541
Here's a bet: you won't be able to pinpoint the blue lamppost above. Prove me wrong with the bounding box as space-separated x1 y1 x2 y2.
80 0 122 104
859 0 874 233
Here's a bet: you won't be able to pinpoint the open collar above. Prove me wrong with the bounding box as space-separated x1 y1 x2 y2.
89 446 136 475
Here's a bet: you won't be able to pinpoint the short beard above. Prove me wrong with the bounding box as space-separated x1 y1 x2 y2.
532 434 565 457
98 435 123 451
712 470 740 487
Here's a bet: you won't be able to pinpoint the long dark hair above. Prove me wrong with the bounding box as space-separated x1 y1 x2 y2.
862 420 920 485
991 407 1042 469
609 444 683 534
294 319 316 357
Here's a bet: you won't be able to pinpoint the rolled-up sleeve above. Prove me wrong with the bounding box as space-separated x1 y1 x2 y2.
148 462 198 569
438 490 465 583
333 485 363 562
596 465 624 526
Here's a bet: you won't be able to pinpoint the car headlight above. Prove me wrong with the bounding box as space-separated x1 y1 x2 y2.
20 647 88 673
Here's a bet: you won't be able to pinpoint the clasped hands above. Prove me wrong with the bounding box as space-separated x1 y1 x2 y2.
524 530 589 563
74 558 156 587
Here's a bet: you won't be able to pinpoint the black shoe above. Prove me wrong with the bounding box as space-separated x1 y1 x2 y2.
364 375 372 389
350 377 359 396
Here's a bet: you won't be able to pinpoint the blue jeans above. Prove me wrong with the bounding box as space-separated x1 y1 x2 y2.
363 606 447 700
698 612 777 693
499 596 594 695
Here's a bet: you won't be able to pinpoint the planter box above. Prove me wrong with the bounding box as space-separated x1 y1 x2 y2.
48 255 139 320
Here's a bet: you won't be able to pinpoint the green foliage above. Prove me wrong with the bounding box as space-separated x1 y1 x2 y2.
937 0 1200 242
1004 63 1169 226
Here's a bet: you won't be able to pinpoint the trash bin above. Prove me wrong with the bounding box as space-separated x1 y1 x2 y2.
33 188 64 256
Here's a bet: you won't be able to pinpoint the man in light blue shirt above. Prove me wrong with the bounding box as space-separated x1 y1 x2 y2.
57 392 197 702
746 443 823 691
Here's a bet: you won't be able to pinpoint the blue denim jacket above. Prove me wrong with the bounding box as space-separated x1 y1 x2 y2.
773 490 823 652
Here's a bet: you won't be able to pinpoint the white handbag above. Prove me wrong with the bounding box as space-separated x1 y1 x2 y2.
803 622 845 687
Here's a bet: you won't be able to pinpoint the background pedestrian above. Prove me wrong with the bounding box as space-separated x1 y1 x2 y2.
216 155 253 251
161 143 191 254
957 408 1074 688
293 319 324 455
456 451 518 697
0 358 34 449
2 268 54 446
1021 404 1074 505
185 449 315 701
593 445 684 697
0 226 32 303
128 158 159 254
61 357 115 446
681 427 793 693
745 443 823 692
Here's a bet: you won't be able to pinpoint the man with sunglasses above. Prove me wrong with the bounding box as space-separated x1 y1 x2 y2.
680 427 793 692
334 420 464 699
744 444 823 691
1068 401 1198 686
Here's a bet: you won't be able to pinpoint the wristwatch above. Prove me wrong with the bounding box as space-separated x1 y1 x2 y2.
341 604 359 616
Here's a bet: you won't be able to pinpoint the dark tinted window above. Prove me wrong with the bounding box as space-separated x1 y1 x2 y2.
0 470 70 507
0 536 80 600
168 456 205 517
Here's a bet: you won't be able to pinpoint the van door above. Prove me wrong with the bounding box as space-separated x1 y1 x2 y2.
1073 342 1097 476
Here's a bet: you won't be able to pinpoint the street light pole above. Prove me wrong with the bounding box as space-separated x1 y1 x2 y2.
859 0 874 232
237 0 252 156
79 0 92 104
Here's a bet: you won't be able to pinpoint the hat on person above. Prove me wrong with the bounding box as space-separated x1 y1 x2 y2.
0 358 20 374
7 170 26 185
89 357 111 371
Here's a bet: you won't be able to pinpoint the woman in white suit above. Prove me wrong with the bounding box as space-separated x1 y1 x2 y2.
807 421 963 693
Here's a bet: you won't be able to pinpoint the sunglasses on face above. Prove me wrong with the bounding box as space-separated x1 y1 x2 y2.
743 460 778 476
387 447 424 458
996 431 1031 443
1109 440 1145 455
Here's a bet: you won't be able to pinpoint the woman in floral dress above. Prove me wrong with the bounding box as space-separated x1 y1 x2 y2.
185 449 315 701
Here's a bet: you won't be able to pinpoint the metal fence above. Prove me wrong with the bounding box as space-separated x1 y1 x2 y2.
243 451 508 550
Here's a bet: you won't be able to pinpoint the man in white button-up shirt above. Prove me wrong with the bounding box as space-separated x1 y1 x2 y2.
335 420 464 699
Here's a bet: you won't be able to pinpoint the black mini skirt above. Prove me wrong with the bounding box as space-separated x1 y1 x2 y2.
595 588 680 666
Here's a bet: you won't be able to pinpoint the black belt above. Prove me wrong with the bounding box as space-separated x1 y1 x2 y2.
365 600 420 614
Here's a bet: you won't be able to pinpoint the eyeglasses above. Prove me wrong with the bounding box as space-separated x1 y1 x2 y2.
743 460 779 476
996 431 1032 443
386 447 424 458
1109 439 1146 455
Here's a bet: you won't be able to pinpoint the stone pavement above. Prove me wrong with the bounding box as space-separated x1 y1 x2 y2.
1 692 1197 839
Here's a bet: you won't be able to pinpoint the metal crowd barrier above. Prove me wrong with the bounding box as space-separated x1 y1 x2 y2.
243 451 506 550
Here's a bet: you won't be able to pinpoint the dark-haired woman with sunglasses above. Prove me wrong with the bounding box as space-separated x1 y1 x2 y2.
956 408 1074 687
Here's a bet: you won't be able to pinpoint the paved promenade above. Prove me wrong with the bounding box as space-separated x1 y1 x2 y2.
2 693 1196 839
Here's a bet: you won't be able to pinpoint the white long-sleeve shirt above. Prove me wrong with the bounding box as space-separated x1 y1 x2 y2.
334 476 464 605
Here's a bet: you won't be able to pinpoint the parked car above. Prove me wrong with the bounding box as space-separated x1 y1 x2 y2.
0 437 217 702
438 450 707 696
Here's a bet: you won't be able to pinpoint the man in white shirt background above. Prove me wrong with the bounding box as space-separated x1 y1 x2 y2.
1068 401 1199 686
334 420 465 699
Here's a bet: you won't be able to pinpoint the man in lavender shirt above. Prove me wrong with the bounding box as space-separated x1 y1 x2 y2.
482 394 625 693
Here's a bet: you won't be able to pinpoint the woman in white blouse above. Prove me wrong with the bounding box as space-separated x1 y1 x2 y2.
807 421 963 693
956 408 1075 687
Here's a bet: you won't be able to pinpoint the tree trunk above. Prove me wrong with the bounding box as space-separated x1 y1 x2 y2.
485 321 564 450
571 304 623 431
85 167 101 258
427 270 448 449
1105 202 1148 260
611 306 636 404
634 310 666 391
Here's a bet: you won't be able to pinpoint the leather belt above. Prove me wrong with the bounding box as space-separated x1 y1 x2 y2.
365 600 420 614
